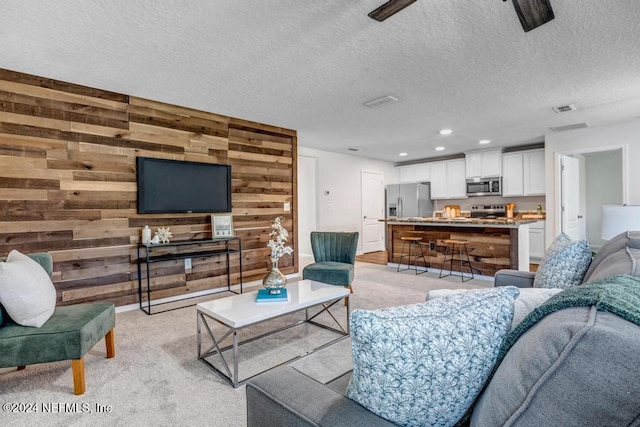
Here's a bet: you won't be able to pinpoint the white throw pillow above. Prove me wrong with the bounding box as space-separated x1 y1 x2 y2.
0 250 56 327
426 288 470 301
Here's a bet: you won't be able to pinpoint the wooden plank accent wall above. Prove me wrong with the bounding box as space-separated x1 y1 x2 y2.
0 68 298 307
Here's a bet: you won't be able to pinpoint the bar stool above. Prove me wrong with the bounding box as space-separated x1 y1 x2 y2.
397 236 428 274
439 239 474 282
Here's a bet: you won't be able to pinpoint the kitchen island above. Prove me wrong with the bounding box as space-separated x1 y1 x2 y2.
384 217 536 276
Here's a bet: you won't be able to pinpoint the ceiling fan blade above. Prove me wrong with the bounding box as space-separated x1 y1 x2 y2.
511 0 555 32
368 0 417 22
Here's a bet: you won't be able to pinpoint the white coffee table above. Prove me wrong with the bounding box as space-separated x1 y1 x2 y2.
196 280 350 387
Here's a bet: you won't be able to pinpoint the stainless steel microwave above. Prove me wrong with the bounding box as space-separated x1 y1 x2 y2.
466 178 502 197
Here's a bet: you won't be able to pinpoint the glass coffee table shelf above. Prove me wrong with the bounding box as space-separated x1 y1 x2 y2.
196 280 350 387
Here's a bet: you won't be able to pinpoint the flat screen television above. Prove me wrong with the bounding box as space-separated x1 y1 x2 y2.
137 157 232 214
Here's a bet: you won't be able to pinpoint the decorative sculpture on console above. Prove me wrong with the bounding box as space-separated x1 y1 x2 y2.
155 227 173 244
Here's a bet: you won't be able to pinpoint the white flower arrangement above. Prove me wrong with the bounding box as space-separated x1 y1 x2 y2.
267 217 293 259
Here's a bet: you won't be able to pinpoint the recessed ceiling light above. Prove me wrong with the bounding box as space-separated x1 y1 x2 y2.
399 152 408 157
478 139 491 144
435 146 445 151
439 129 452 136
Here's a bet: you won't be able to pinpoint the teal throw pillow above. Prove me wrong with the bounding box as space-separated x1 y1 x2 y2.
533 233 592 289
346 286 519 427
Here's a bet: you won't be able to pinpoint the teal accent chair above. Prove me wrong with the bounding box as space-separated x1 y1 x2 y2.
302 232 359 303
0 253 116 395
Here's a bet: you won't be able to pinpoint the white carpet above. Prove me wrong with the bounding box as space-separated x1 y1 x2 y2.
0 262 491 426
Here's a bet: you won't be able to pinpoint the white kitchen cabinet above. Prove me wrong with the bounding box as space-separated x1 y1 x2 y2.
529 221 546 260
398 163 430 183
414 163 430 182
430 159 466 199
502 153 524 196
524 150 545 195
465 149 502 178
465 152 483 178
502 149 545 196
446 159 467 198
429 162 448 198
482 149 502 177
398 165 416 183
400 158 466 199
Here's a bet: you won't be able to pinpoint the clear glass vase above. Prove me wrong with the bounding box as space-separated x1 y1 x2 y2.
262 256 287 294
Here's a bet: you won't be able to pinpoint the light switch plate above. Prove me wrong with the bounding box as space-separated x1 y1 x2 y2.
284 202 291 212
184 258 192 269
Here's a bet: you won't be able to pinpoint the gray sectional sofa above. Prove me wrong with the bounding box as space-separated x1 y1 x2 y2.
246 231 640 426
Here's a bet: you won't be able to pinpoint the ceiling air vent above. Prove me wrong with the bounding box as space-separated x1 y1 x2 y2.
552 104 577 113
364 95 399 108
348 147 361 152
549 122 589 133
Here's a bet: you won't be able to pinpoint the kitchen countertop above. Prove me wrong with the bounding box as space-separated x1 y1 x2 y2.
382 217 537 228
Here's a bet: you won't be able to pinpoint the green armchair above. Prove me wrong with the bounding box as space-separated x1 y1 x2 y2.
0 253 116 395
302 232 359 301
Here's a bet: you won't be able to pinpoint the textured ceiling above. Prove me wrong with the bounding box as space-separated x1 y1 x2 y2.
1 0 640 163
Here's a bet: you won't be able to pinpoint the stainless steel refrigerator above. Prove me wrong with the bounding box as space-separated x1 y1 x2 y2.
386 183 433 218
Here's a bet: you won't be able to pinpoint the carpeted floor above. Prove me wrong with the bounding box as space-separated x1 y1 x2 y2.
0 261 491 426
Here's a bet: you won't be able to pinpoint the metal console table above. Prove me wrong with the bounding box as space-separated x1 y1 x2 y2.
137 237 242 315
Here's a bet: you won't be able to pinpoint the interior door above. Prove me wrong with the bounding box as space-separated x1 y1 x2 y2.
560 155 582 239
361 170 385 253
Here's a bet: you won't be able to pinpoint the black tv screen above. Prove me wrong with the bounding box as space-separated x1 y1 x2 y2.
137 157 232 214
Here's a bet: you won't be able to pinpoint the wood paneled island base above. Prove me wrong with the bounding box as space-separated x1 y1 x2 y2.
386 221 530 277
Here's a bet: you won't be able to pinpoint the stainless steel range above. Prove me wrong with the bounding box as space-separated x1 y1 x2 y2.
470 204 506 219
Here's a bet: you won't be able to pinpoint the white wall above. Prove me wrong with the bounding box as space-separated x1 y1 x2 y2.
297 155 317 256
544 118 640 245
297 146 397 253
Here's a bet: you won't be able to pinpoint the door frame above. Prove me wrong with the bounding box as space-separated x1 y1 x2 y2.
559 155 582 239
553 144 628 238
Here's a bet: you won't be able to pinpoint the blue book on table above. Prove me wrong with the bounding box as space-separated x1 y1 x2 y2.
256 288 288 303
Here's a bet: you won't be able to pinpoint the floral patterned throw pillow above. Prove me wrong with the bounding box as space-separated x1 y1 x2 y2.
346 287 519 427
533 233 592 289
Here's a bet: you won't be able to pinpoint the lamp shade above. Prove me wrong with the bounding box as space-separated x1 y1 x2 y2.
601 205 640 240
